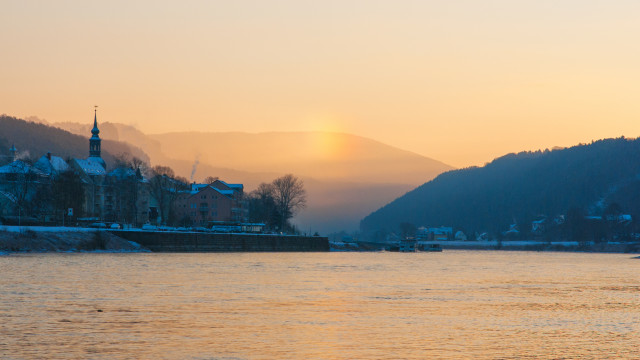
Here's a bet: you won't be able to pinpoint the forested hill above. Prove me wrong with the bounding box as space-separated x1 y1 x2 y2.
0 115 149 166
360 137 640 239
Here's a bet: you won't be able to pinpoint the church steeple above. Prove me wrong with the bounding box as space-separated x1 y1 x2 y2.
89 106 105 168
91 107 100 136
90 106 101 158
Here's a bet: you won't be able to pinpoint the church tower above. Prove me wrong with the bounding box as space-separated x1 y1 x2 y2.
89 107 106 168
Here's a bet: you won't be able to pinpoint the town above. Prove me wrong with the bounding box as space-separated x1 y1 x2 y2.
0 110 304 235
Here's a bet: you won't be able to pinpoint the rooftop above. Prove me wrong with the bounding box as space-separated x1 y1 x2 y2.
74 158 106 176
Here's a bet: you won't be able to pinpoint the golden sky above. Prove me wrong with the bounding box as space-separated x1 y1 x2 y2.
2 0 640 168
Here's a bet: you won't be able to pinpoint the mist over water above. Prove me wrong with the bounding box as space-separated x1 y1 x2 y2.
1 251 638 359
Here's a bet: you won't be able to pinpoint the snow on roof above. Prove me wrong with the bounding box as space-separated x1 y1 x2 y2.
192 181 243 193
74 158 106 176
191 183 210 192
34 155 70 175
219 180 243 189
108 167 136 179
0 160 45 175
184 184 236 199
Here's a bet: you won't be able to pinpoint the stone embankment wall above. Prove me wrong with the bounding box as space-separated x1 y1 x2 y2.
110 231 330 252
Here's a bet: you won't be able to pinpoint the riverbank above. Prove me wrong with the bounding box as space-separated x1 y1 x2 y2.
0 226 146 253
0 226 329 253
342 239 640 253
445 241 639 253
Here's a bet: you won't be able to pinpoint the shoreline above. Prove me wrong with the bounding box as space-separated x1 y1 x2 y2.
3 226 639 254
0 226 148 253
337 239 640 254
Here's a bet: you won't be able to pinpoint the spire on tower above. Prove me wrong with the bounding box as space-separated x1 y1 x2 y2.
92 105 100 135
89 106 104 169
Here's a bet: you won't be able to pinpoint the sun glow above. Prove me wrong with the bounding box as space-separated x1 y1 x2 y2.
302 113 351 158
311 131 349 159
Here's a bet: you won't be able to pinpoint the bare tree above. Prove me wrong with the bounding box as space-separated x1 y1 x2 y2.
130 156 147 175
247 182 277 227
271 174 306 231
148 165 185 225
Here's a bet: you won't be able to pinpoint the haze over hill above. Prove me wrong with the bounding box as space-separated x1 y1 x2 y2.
53 121 452 233
150 132 451 185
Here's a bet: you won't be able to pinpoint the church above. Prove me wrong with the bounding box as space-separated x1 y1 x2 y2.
68 109 156 225
69 108 108 219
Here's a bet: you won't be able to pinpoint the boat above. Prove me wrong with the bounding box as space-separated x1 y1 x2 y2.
398 239 417 252
419 243 443 252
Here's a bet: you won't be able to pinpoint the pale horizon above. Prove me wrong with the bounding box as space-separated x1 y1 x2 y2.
2 1 640 168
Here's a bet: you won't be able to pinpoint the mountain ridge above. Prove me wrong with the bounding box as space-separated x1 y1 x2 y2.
360 137 640 239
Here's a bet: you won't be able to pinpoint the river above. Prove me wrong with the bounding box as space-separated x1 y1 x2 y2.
1 251 638 359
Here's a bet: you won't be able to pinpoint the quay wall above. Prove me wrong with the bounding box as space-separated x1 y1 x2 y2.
109 230 330 252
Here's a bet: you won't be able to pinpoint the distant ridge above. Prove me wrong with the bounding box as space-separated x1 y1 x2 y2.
0 116 149 167
149 131 452 184
360 137 640 238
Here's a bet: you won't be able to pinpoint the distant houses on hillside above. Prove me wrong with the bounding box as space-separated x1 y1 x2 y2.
416 226 453 241
392 210 635 244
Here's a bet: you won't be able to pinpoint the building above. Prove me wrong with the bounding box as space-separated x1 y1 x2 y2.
174 180 246 226
0 153 49 223
103 167 154 226
416 226 453 241
34 152 70 177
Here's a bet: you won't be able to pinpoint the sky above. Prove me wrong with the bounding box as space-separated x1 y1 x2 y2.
2 0 640 168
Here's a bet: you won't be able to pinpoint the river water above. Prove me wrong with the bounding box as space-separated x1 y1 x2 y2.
1 251 638 359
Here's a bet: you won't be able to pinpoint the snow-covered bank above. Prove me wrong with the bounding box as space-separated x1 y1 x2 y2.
0 227 148 253
0 225 98 233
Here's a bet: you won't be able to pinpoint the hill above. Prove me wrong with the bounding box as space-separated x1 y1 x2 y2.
54 122 279 185
149 131 451 184
0 116 149 167
53 122 453 233
360 137 640 239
